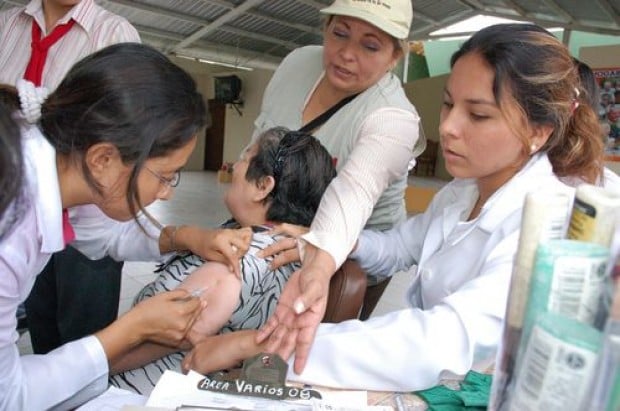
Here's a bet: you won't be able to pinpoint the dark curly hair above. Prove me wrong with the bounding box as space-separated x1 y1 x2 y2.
245 127 336 226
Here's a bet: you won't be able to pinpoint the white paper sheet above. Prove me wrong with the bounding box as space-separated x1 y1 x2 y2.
75 386 147 410
146 370 387 410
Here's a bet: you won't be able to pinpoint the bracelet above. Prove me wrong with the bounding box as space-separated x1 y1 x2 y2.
169 225 180 250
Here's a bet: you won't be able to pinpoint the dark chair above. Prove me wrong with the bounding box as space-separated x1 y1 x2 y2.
322 259 367 323
359 278 391 320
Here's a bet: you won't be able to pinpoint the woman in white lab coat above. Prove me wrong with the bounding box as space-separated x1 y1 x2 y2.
0 43 237 410
182 24 610 391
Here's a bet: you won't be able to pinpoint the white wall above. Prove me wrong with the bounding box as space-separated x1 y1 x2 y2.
221 69 274 164
170 57 275 170
579 44 620 69
169 56 213 171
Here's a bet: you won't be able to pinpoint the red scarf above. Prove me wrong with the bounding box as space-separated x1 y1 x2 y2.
61 209 75 245
23 18 76 86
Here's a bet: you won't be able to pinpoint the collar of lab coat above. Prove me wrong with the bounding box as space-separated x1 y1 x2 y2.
22 123 65 254
439 153 566 237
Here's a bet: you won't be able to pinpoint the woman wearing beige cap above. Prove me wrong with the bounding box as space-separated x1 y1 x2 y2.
182 0 420 386
251 0 422 368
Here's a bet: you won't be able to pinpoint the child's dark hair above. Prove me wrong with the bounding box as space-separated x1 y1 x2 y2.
451 24 603 184
246 127 336 226
0 100 24 240
0 43 207 222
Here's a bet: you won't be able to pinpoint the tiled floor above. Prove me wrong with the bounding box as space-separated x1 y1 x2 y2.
18 171 447 355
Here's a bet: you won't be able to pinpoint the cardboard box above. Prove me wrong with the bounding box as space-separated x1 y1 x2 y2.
404 185 438 215
217 170 232 183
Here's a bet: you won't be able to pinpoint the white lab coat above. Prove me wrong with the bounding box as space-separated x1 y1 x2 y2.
0 124 161 410
68 204 162 262
287 153 576 391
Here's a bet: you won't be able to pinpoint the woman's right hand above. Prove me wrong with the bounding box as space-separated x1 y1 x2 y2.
96 289 203 362
257 223 309 269
130 289 204 347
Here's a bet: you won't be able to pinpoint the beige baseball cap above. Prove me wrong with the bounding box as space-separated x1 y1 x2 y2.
320 0 413 40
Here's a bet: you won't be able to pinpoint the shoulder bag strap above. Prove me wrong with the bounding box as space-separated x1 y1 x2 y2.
299 92 360 133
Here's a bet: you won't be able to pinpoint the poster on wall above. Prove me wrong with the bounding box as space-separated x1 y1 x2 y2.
594 67 620 156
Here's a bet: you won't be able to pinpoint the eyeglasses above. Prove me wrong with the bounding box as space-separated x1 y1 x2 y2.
146 167 181 188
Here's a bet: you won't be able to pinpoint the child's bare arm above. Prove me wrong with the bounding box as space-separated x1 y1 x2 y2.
179 261 242 344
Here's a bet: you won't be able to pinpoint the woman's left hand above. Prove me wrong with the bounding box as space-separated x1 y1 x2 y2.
177 226 252 277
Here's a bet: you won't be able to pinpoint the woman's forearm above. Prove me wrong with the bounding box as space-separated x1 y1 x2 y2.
95 314 145 366
109 341 183 374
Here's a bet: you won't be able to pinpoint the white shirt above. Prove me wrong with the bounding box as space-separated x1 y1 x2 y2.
0 0 158 261
301 107 418 267
0 124 113 410
287 154 577 391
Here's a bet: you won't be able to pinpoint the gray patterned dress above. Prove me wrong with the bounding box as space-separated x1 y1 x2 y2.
109 226 298 394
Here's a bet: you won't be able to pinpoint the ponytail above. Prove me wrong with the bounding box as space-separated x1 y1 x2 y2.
546 96 604 184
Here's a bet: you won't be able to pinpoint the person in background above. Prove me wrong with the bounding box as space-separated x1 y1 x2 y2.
0 42 217 410
182 23 611 391
108 127 337 395
601 79 616 101
0 100 25 241
0 0 249 353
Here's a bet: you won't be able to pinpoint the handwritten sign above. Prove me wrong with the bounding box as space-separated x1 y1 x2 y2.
196 353 322 401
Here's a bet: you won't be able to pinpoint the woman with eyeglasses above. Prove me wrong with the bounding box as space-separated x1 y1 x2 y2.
0 43 249 410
